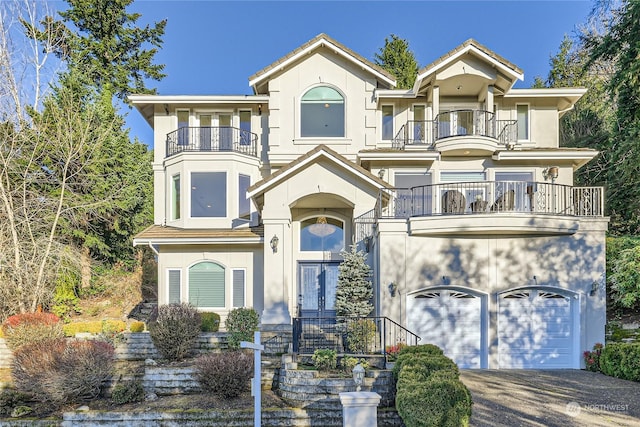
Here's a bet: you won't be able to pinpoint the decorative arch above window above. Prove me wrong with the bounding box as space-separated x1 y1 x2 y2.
301 86 345 137
300 216 344 252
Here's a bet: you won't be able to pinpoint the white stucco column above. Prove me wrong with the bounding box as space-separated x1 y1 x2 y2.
261 220 291 331
486 85 494 112
432 86 440 118
339 392 381 427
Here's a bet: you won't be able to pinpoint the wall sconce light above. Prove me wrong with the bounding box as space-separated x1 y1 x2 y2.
352 363 365 392
258 104 262 116
388 282 398 298
590 281 599 296
441 276 450 286
163 103 169 115
533 275 538 286
544 166 559 183
378 169 386 180
364 236 372 253
270 235 279 253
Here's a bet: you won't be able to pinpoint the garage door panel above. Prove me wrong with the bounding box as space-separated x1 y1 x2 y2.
498 289 576 369
408 289 484 369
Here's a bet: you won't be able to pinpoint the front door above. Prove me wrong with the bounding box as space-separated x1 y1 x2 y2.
299 262 339 317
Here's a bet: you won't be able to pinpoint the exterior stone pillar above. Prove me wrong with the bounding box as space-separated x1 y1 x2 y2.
339 392 381 427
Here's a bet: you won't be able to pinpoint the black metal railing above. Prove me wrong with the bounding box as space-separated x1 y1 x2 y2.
376 181 604 218
263 334 290 355
392 110 518 149
292 316 420 358
166 126 258 157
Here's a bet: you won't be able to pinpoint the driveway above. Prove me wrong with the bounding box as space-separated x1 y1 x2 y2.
460 370 640 427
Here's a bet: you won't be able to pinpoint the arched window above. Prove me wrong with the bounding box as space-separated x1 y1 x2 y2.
301 86 345 137
300 216 344 251
189 261 225 308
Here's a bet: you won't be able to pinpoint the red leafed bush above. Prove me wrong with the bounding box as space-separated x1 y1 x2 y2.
1 312 64 350
12 338 115 407
194 351 253 399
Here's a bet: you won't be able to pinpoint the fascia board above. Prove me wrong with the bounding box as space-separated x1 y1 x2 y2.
249 39 396 88
128 95 270 104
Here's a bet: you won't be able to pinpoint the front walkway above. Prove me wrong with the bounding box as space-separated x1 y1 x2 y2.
460 370 640 426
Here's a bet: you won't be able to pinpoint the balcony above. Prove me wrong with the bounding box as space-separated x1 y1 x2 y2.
166 126 258 158
376 181 604 236
392 109 517 150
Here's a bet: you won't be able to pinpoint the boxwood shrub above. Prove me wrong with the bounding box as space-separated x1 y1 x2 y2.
200 312 221 332
600 342 640 381
394 345 472 427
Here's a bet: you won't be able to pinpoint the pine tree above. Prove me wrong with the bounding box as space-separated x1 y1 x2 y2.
374 34 419 89
335 246 373 318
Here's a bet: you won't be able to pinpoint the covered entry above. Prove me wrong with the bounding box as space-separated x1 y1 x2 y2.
407 287 487 368
498 287 579 368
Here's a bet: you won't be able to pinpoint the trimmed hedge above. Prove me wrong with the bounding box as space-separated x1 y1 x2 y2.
599 342 640 381
63 320 126 337
394 344 472 427
201 312 221 332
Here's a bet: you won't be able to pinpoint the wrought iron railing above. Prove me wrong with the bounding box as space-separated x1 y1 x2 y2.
353 209 376 244
263 334 290 355
376 181 604 218
392 110 518 149
166 126 258 157
292 316 420 358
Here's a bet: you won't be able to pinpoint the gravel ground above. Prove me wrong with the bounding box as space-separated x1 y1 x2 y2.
460 369 640 427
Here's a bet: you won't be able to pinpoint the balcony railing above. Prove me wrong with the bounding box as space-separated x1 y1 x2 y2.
377 181 604 218
166 126 258 158
392 109 517 149
292 316 420 358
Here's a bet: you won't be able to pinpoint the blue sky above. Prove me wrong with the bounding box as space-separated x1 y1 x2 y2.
125 0 594 147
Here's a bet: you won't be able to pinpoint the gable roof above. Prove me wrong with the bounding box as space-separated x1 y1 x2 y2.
247 145 390 199
413 38 524 94
249 33 396 92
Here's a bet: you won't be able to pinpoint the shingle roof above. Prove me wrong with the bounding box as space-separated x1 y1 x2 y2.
134 225 263 242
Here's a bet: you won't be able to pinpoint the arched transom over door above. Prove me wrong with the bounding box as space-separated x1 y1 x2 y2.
498 288 578 369
407 288 486 369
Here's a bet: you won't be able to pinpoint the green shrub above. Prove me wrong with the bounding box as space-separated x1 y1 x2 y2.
395 354 459 388
111 379 144 404
12 338 114 408
398 343 445 357
201 312 221 332
194 351 253 399
340 356 369 373
225 308 259 349
148 303 202 361
62 320 127 337
600 343 640 381
392 350 454 381
129 321 145 333
312 348 337 370
1 312 64 350
396 376 472 427
346 318 376 353
0 388 31 417
52 265 81 321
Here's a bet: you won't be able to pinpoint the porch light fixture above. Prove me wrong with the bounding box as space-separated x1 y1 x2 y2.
308 216 335 237
270 235 279 253
590 281 599 296
364 236 372 253
388 282 398 298
378 169 386 180
258 104 262 115
544 166 559 183
441 276 450 286
352 363 365 392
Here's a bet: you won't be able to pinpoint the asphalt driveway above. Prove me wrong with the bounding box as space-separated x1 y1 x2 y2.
460 370 640 426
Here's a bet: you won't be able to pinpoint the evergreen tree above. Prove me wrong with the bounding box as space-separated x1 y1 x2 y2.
374 34 419 89
335 246 373 318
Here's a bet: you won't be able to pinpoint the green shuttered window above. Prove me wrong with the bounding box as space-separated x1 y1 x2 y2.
189 262 225 308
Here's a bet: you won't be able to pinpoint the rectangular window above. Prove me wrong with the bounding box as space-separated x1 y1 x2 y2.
440 172 485 183
382 105 394 140
168 269 181 304
177 110 190 146
232 269 245 308
171 174 180 220
239 110 251 146
394 171 432 216
440 172 486 214
517 104 529 141
413 105 426 143
238 174 250 218
495 171 534 211
191 172 226 217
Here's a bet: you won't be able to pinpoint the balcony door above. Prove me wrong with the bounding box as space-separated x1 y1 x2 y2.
299 262 339 318
198 113 232 151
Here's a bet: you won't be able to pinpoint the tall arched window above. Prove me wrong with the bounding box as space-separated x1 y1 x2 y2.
300 216 344 252
301 86 345 137
189 261 225 308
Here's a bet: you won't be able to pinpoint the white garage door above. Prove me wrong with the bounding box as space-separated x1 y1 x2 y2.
498 289 577 369
407 289 485 369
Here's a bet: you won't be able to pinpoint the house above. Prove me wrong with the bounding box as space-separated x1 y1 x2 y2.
131 34 608 369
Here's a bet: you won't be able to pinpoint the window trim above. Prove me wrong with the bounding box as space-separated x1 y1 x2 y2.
299 85 346 139
189 171 227 218
170 174 180 221
167 268 182 304
238 174 251 219
516 103 530 142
